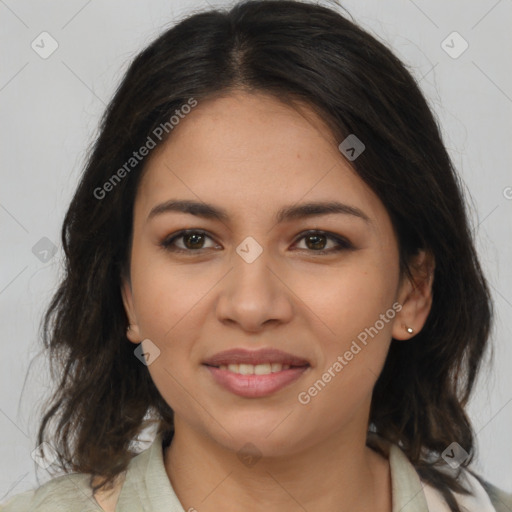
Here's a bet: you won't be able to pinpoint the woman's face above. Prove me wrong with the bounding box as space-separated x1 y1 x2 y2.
122 90 432 456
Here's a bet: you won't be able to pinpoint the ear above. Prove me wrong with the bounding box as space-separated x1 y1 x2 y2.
392 249 435 340
121 277 142 345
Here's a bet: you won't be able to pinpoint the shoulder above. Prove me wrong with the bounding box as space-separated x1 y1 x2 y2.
381 438 512 512
422 467 512 512
471 474 512 512
0 434 160 512
0 472 102 512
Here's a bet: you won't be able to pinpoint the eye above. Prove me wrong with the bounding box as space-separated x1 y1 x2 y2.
160 229 353 255
292 230 353 254
160 230 219 253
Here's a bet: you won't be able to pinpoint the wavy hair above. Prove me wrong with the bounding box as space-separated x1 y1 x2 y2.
36 1 493 510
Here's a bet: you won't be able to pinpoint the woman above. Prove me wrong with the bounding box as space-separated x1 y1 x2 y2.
2 1 510 511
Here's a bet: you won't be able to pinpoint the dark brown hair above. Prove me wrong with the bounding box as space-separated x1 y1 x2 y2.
35 1 493 510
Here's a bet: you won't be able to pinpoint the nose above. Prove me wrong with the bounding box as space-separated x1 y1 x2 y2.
214 246 294 333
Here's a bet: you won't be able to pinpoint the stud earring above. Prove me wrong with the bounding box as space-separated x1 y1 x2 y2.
405 326 414 334
126 325 131 332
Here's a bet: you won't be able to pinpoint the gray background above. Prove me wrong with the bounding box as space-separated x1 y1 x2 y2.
1 0 511 502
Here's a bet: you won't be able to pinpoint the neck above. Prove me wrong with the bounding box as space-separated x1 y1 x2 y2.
164 419 391 512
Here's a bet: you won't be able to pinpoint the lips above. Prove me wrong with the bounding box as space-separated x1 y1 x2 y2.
202 348 311 398
202 348 310 368
204 364 310 398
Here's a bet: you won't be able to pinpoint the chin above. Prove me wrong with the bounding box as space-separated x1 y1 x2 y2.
208 417 308 457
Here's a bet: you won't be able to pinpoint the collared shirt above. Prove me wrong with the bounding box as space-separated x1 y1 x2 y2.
1 432 510 511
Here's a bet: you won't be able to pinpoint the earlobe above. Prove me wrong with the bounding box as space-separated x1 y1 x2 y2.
121 278 141 344
392 249 435 341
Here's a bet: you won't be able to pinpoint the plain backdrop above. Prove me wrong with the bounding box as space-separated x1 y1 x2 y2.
1 0 511 502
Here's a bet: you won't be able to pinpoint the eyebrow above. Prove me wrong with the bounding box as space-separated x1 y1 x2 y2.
147 199 372 225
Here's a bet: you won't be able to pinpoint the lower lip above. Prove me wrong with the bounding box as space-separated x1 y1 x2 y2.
203 365 310 398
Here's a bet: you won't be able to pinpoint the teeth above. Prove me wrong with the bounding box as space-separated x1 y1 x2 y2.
271 363 283 372
218 363 292 374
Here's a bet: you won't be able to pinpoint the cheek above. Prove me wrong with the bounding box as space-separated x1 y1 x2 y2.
298 256 398 343
297 255 398 404
296 269 397 427
130 245 213 338
128 253 212 411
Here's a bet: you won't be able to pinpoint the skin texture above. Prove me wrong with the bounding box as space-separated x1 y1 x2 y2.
120 90 435 512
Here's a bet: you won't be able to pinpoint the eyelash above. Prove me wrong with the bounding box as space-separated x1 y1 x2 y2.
160 229 354 255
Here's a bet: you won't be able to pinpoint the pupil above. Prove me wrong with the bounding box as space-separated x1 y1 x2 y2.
307 234 326 250
185 233 204 249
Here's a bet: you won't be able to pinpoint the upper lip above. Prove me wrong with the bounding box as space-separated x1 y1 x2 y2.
202 348 310 367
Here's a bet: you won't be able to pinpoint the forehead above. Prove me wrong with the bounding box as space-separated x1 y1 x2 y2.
135 91 390 235
151 91 340 166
